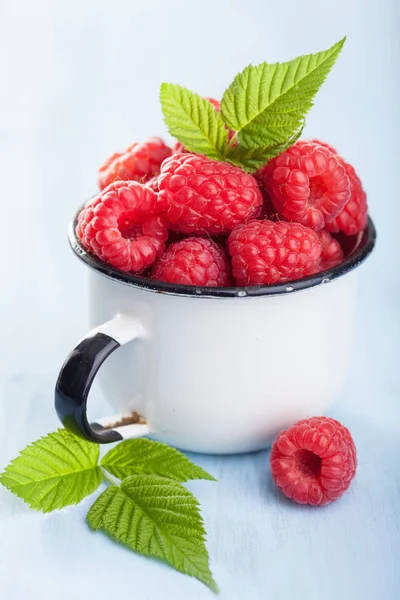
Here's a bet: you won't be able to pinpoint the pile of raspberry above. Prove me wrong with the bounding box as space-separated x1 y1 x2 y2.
77 106 368 287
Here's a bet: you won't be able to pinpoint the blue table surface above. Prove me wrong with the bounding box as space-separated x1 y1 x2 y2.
0 1 399 599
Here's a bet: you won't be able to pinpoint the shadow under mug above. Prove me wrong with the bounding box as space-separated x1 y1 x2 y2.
55 213 376 454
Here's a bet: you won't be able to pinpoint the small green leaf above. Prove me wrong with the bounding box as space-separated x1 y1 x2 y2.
221 37 345 148
227 145 285 171
160 83 228 159
0 429 102 512
101 438 216 483
87 475 219 593
226 124 305 171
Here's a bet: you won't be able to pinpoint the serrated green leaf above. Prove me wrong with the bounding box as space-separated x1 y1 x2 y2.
160 83 228 159
221 37 345 148
226 123 305 171
87 475 218 593
101 438 216 483
0 429 102 512
226 145 285 171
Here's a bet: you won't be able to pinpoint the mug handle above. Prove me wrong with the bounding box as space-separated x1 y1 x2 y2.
55 314 151 444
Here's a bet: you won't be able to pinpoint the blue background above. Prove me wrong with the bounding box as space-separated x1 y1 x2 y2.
0 1 399 598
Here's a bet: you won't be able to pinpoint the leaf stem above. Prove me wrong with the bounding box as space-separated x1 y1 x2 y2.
224 132 238 155
101 467 120 487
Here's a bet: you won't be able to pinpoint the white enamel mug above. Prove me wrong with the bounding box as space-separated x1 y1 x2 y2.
55 215 376 454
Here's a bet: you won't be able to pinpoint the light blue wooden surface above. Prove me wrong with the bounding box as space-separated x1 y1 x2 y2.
0 1 399 598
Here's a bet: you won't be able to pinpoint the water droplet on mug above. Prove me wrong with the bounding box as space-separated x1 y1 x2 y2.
322 278 330 284
285 286 294 292
237 290 247 297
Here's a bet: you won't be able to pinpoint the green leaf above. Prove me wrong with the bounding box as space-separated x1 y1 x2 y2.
87 475 219 593
220 37 345 148
160 83 228 159
0 429 102 512
226 145 280 171
101 438 216 483
226 123 305 171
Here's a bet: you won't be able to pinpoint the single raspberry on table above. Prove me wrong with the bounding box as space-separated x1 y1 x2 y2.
257 141 351 231
98 137 172 190
152 237 232 286
77 181 168 273
158 153 262 234
311 140 368 236
318 229 344 270
270 416 357 506
228 220 322 285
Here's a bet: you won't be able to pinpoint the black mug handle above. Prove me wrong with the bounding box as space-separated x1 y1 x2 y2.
55 316 150 444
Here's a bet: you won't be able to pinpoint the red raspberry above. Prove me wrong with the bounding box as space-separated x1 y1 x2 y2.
98 137 172 190
318 229 344 270
270 417 357 506
205 97 221 111
158 153 262 234
173 141 186 154
77 181 168 273
258 141 351 231
145 176 159 192
257 185 281 221
310 139 338 155
326 162 368 236
228 220 322 285
310 140 368 236
152 237 231 286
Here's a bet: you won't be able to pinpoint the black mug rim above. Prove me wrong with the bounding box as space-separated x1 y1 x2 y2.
68 210 376 298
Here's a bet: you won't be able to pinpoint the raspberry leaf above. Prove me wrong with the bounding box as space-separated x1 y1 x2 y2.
226 124 305 171
226 145 281 171
101 438 216 482
0 429 102 512
87 475 219 593
220 37 345 148
160 83 228 159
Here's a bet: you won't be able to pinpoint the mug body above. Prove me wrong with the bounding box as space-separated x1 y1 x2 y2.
89 269 358 454
55 215 375 453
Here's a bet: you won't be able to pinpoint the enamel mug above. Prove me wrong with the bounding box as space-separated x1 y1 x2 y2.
55 213 376 454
